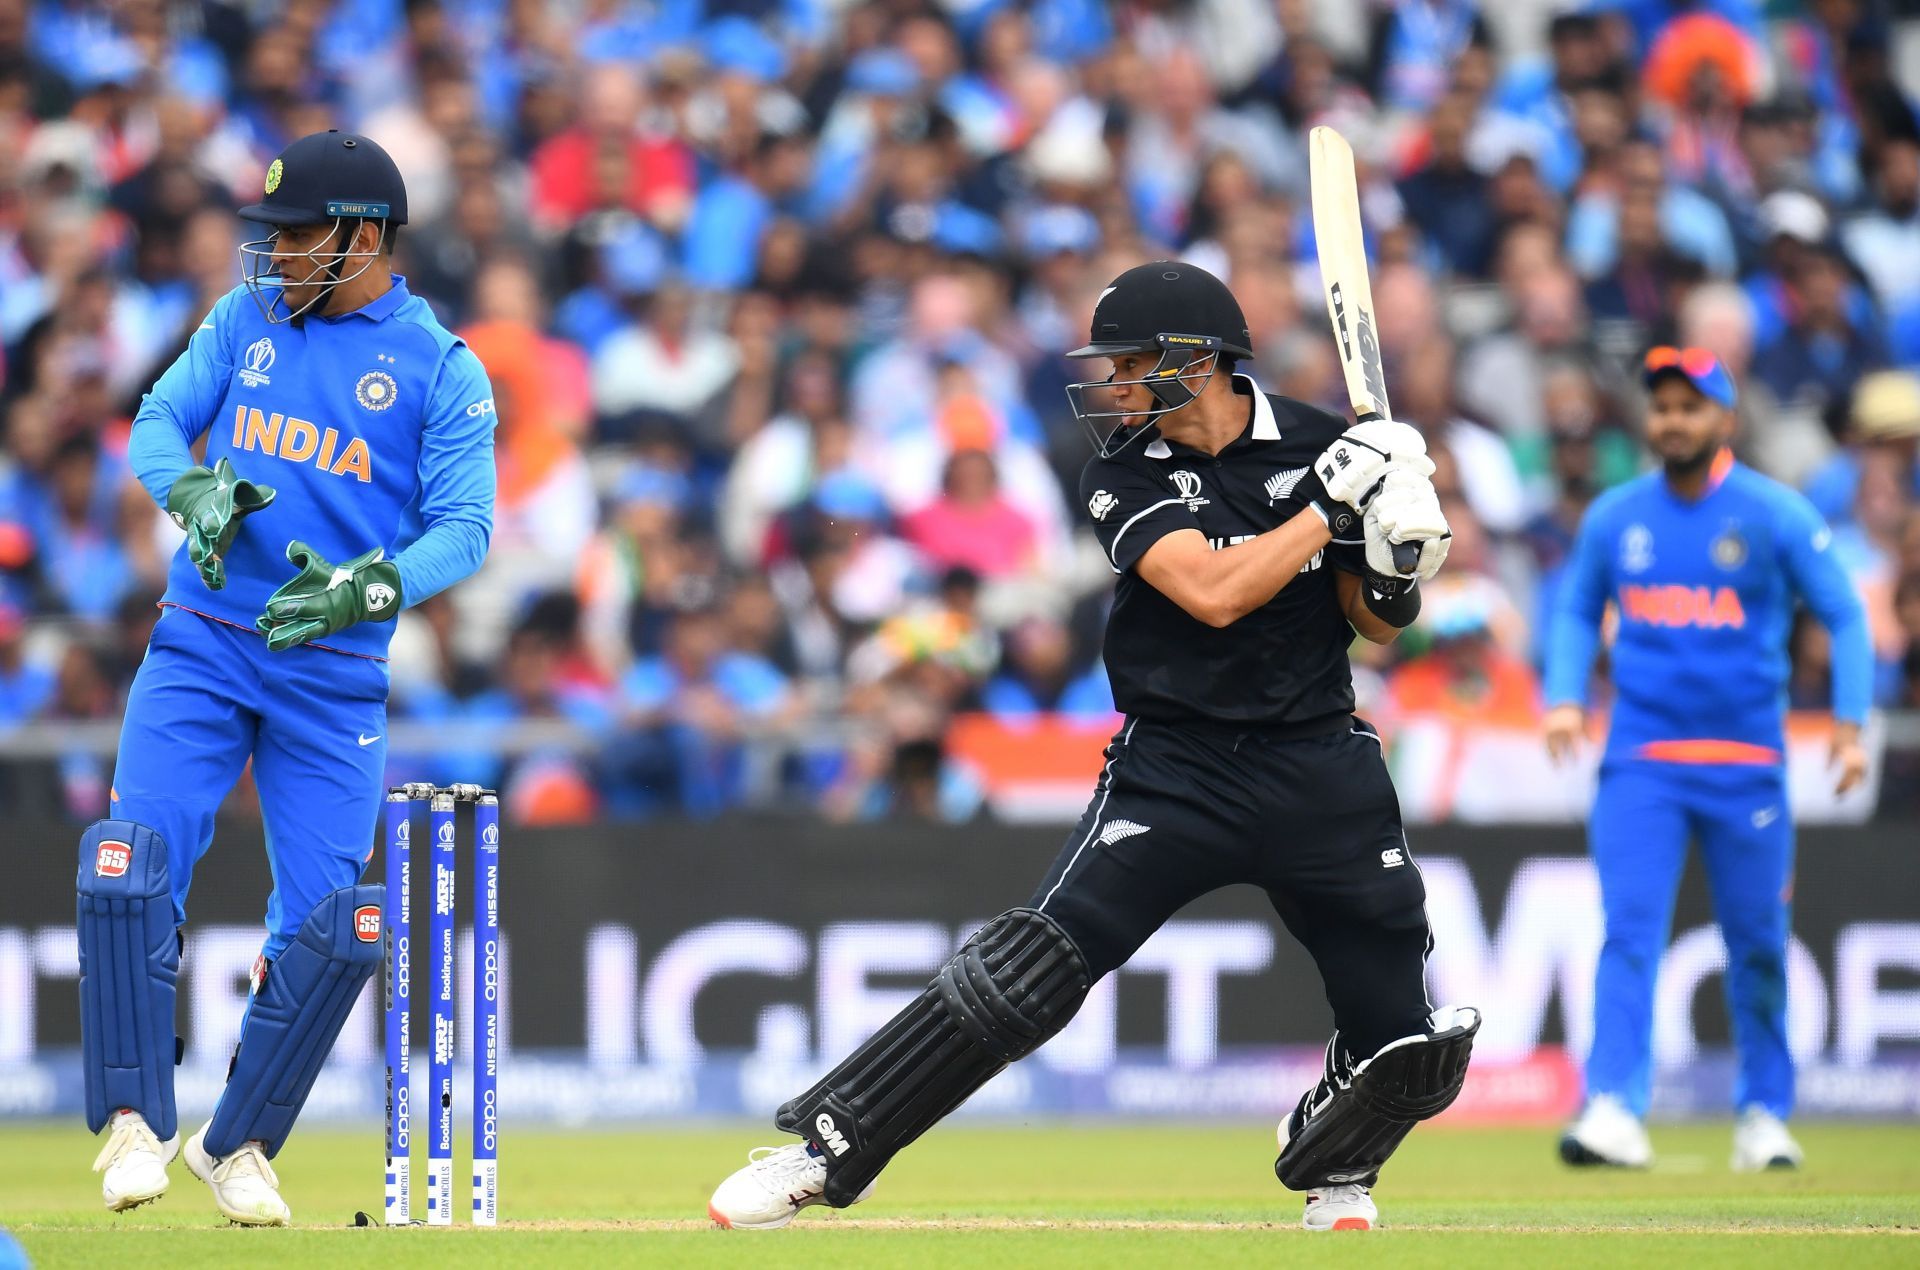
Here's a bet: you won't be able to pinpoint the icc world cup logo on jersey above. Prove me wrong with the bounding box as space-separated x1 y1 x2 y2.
239 337 275 388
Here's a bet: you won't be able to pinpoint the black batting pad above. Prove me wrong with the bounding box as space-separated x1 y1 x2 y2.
1275 1006 1481 1191
776 908 1091 1207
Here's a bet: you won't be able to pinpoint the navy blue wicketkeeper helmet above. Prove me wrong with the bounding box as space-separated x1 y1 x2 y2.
237 130 408 324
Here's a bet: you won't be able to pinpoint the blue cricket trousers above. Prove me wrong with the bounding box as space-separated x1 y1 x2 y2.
111 606 389 958
1585 758 1795 1117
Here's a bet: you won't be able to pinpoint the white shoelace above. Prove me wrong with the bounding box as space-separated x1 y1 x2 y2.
212 1140 280 1190
1309 1183 1371 1206
93 1115 163 1173
745 1144 824 1195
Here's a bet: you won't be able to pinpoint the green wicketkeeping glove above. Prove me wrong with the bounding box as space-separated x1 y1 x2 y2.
166 458 277 591
254 540 404 652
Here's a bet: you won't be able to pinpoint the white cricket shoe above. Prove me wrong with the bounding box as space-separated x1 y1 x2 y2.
1559 1093 1654 1168
1731 1106 1803 1172
94 1109 180 1211
708 1142 875 1230
183 1121 291 1226
1302 1183 1378 1231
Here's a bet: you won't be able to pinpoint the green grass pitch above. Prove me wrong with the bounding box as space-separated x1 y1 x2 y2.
4 1121 1916 1267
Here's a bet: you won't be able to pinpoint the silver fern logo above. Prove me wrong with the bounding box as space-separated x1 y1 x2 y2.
1097 819 1149 846
1265 467 1307 504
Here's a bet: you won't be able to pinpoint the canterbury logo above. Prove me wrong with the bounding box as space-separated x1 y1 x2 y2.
1097 819 1149 846
1265 468 1307 503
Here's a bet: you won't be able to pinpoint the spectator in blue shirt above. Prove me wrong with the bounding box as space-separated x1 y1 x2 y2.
38 434 134 624
682 131 809 292
451 618 612 795
607 602 796 817
0 603 54 724
980 615 1113 724
1754 244 1890 410
1400 93 1497 279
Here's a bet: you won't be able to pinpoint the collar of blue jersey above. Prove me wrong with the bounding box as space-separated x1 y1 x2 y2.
1663 446 1737 501
1141 374 1279 459
309 272 412 324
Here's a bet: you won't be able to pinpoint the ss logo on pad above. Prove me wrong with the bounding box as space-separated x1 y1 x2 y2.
95 841 132 878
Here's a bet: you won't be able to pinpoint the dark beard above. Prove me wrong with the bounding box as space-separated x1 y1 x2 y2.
1661 442 1718 481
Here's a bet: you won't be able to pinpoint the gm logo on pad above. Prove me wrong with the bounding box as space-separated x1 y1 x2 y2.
94 840 132 878
354 905 383 942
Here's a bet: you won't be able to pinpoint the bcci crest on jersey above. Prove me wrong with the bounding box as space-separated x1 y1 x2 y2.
356 370 398 411
1712 522 1748 570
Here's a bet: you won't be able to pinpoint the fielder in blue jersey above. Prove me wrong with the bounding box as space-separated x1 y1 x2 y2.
1544 346 1870 1174
77 130 496 1223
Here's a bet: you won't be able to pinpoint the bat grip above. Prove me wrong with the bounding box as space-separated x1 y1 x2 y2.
1392 541 1420 574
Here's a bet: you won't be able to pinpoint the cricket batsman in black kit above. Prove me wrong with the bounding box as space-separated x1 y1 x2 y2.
708 262 1480 1232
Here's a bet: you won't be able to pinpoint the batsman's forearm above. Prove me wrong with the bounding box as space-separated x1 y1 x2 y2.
391 515 491 607
1211 514 1335 625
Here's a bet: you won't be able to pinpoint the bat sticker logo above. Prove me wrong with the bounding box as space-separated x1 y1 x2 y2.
1355 308 1388 411
1329 282 1354 363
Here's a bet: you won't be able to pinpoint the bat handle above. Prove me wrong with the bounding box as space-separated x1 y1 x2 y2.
1392 541 1420 574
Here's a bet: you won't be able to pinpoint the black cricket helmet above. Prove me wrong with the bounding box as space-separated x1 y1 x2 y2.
237 130 408 324
1065 260 1253 456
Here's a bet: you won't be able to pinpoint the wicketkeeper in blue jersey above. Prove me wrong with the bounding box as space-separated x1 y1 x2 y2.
78 130 496 1223
1544 346 1870 1173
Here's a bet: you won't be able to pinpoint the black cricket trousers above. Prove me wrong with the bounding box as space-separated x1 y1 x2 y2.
1028 714 1434 1058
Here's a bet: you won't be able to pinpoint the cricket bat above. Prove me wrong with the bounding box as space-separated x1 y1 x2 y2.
1309 125 1419 575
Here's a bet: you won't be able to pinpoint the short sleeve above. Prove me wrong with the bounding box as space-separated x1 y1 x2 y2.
1078 459 1199 574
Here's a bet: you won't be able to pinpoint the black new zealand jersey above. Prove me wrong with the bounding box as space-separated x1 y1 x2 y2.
1079 376 1369 727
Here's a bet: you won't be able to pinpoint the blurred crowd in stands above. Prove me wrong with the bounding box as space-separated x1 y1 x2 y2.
6 0 1920 821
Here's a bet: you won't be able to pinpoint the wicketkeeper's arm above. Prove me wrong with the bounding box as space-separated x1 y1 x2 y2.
129 295 237 504
388 346 497 607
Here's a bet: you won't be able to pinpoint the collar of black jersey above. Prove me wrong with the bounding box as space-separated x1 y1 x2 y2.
309 273 412 324
1139 373 1279 459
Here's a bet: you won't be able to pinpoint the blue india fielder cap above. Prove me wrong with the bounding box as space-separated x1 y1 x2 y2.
237 130 410 227
1641 345 1737 408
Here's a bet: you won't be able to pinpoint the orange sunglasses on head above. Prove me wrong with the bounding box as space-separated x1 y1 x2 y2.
1643 345 1721 376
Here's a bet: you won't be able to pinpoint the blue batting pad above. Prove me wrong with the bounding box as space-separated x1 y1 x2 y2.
205 883 385 1158
77 820 179 1141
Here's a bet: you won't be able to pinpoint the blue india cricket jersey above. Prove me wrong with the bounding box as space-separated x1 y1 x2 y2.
1545 451 1871 763
127 277 495 659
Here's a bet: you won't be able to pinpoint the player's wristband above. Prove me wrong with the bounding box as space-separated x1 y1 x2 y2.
1283 470 1359 536
1361 575 1421 628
